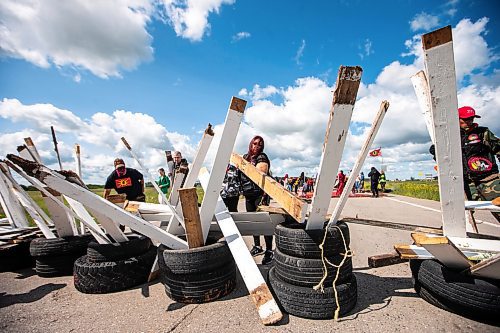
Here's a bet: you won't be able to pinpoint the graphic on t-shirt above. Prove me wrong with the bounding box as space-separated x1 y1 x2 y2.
467 134 481 144
115 178 132 188
468 157 492 172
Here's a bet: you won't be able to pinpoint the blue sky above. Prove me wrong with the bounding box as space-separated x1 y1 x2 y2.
1 0 499 184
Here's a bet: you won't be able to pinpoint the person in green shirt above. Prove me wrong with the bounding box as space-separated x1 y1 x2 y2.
379 171 387 193
157 168 170 203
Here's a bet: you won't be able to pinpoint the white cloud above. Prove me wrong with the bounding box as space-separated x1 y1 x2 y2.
0 99 199 184
0 0 154 79
161 0 234 42
410 12 440 32
294 39 306 65
232 31 251 42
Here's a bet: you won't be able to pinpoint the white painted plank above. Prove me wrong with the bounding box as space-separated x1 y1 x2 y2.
465 201 500 212
0 171 30 228
394 244 490 261
87 208 129 242
24 137 43 163
11 188 56 239
5 160 109 242
0 184 16 228
411 71 436 144
17 164 188 249
449 237 500 253
423 26 466 238
42 196 77 237
199 97 246 241
183 124 214 189
328 101 389 226
199 168 282 325
168 172 184 206
412 233 472 270
65 197 111 244
307 66 363 230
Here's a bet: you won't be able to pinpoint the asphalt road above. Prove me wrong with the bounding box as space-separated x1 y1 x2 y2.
1 194 499 332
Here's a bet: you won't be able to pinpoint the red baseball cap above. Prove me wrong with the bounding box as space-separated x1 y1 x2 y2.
458 106 480 119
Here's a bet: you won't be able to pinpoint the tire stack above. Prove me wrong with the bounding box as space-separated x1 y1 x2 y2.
29 235 93 277
268 220 357 319
74 234 156 294
410 259 500 322
157 234 236 303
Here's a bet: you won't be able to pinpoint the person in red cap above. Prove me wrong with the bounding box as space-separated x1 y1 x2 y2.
103 158 145 202
457 106 499 204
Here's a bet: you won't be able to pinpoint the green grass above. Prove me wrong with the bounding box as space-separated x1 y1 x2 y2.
0 185 205 222
386 180 440 201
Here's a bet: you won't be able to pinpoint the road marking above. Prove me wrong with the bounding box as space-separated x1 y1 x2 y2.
386 197 441 212
385 197 500 229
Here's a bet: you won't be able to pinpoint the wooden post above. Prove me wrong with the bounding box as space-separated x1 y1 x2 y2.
199 168 282 325
168 166 187 205
165 150 174 184
178 188 204 248
24 137 43 163
231 153 307 222
0 167 29 228
199 97 246 242
422 26 466 237
328 101 389 226
307 66 363 230
74 144 82 179
51 126 63 170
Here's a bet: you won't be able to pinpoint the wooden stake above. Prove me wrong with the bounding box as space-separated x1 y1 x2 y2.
199 97 246 242
327 101 389 226
307 66 363 230
178 188 204 248
422 26 466 237
51 126 63 170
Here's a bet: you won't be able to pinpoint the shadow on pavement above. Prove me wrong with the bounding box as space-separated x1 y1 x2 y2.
0 283 67 308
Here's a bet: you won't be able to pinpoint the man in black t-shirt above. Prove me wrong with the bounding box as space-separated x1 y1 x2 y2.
103 158 145 202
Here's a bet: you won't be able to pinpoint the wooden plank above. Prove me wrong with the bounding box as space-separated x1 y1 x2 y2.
411 71 435 145
368 252 407 268
42 196 78 236
74 144 82 178
6 157 188 250
469 254 500 279
465 201 500 212
199 168 282 325
449 237 500 253
106 194 127 205
0 184 16 227
24 137 43 163
231 153 307 223
256 206 287 215
422 26 466 238
183 123 214 189
65 197 112 244
0 169 29 228
165 150 174 185
411 233 472 270
341 217 443 234
178 188 204 248
199 97 246 242
11 188 56 239
307 66 363 230
328 100 389 226
168 167 186 206
87 208 129 243
209 215 284 236
394 244 490 261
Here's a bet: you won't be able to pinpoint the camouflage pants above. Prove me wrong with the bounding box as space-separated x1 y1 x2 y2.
468 173 500 223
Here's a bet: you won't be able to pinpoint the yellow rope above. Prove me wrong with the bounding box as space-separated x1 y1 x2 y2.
313 224 352 321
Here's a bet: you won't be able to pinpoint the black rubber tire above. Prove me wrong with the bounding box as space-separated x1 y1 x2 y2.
158 235 232 274
30 235 93 257
268 267 357 319
35 254 81 277
162 264 237 304
73 247 156 294
86 235 151 263
275 221 350 259
273 248 353 287
410 259 500 319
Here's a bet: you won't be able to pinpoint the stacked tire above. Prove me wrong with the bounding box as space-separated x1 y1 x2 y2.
74 234 156 294
157 234 236 303
268 220 357 319
30 235 92 277
410 259 500 322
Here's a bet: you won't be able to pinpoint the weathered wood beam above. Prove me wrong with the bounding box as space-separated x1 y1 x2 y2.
422 26 466 237
231 153 307 223
469 254 500 280
411 233 472 270
178 188 204 248
307 66 363 230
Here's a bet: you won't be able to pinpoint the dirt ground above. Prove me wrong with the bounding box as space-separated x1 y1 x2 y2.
1 195 499 332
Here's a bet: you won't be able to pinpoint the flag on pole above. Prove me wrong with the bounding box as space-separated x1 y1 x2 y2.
369 148 382 157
